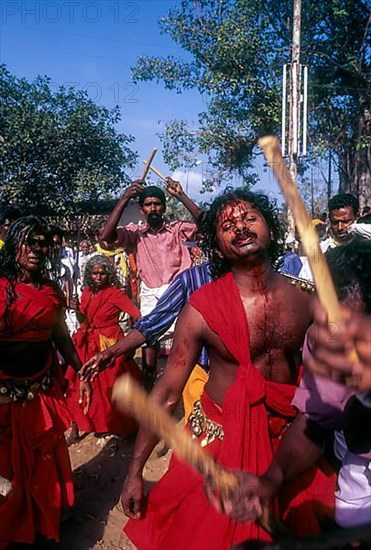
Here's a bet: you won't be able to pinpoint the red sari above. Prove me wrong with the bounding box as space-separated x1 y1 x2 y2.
0 279 74 547
66 285 141 435
125 272 336 549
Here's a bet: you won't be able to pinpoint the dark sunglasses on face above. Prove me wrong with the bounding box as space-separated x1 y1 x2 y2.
26 235 51 248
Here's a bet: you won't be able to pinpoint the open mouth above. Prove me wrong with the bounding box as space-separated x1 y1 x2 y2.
233 235 256 247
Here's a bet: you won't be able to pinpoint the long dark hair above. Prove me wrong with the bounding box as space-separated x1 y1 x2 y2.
326 240 371 313
198 187 284 279
0 216 57 334
0 216 52 282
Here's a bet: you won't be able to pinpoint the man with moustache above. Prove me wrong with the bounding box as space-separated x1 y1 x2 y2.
121 188 335 549
222 242 371 534
100 179 202 386
299 193 360 280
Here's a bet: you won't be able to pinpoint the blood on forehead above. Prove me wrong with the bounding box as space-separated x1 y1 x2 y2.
217 199 261 224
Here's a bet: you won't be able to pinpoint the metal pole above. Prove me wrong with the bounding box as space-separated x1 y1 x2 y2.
328 149 332 201
287 0 302 235
298 64 302 156
281 64 287 156
302 65 308 156
289 0 301 167
311 165 314 217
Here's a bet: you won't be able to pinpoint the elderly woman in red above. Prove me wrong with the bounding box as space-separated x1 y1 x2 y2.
0 216 91 548
65 255 141 442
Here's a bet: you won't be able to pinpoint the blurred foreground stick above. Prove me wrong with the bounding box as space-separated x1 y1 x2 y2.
113 374 236 492
258 136 341 322
258 136 358 375
112 374 287 538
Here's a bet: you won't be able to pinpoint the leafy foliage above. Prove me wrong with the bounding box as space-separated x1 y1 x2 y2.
133 0 370 200
0 65 137 216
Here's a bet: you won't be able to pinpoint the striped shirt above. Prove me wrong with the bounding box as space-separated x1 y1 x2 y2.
134 262 212 369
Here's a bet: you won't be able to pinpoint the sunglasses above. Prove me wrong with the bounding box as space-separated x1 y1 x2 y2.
26 235 51 248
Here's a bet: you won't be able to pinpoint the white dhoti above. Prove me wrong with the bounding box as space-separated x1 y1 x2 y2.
335 450 371 528
139 281 175 341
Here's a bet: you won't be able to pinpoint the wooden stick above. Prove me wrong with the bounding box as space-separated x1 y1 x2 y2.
259 136 343 322
258 136 358 366
142 160 167 183
112 374 287 537
140 148 158 181
113 374 237 493
0 475 12 498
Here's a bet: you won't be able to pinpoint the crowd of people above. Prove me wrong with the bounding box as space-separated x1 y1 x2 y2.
0 180 370 549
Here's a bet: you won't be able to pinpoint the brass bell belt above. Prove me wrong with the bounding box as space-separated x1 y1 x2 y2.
281 272 315 293
0 370 53 405
188 400 224 448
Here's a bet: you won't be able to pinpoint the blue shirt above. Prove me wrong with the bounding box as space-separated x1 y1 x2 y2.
134 262 212 369
279 251 302 277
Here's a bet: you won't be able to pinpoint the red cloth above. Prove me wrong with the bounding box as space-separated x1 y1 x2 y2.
125 272 336 549
0 279 63 342
0 280 74 546
66 285 141 434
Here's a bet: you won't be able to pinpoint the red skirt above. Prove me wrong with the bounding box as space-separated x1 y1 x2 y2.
124 392 335 549
124 393 271 550
66 356 141 435
0 382 74 546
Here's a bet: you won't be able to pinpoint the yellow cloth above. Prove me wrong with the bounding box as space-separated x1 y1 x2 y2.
0 239 4 249
311 219 326 227
182 364 209 422
95 244 129 278
99 334 116 351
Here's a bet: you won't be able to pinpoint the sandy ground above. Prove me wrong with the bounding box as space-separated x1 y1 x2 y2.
56 433 170 550
56 355 174 550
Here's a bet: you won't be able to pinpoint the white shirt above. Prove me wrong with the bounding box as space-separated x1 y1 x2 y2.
298 238 338 282
349 222 371 240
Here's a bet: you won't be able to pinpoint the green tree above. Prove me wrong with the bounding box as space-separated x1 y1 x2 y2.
0 65 137 215
132 0 370 203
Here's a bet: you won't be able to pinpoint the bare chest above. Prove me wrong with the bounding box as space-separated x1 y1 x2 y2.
241 291 309 360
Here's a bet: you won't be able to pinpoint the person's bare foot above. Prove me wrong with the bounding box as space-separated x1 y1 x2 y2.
65 422 80 446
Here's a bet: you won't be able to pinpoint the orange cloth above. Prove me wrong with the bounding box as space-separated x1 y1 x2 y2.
182 363 209 422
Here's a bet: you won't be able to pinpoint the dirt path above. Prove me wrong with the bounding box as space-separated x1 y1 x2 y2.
34 356 176 550
58 433 170 550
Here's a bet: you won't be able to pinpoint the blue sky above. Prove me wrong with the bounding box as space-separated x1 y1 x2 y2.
1 0 283 202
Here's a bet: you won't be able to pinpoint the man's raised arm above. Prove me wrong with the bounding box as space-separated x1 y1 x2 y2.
100 181 145 247
165 177 203 220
